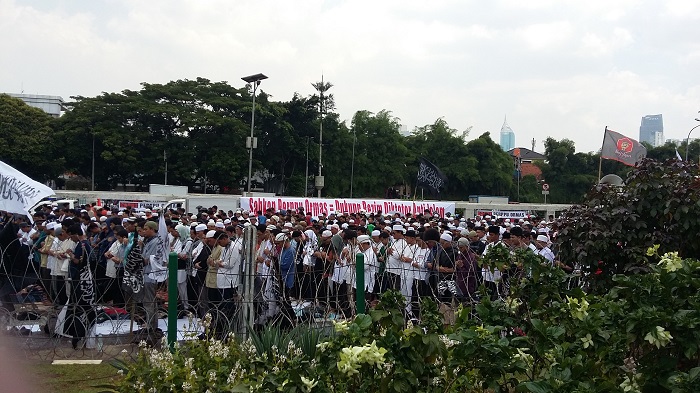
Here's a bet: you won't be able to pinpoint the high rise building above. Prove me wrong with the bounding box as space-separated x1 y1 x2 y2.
639 114 664 147
499 116 515 151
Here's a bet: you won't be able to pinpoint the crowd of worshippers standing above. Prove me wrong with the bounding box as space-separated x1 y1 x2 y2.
6 202 565 338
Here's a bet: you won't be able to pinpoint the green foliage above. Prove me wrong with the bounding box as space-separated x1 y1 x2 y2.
114 250 700 392
556 159 700 291
0 94 63 181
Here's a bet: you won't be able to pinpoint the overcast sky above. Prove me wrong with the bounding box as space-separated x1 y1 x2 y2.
2 0 699 153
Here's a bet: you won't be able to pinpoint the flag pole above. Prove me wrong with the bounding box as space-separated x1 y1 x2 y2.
598 126 607 182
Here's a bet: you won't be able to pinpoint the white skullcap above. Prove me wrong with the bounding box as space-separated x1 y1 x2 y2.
321 230 332 237
536 234 549 243
205 230 216 238
391 224 405 233
195 224 207 232
440 233 453 242
371 230 380 237
274 233 287 242
357 235 371 244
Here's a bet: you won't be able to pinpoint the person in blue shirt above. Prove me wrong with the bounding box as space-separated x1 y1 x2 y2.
274 232 295 300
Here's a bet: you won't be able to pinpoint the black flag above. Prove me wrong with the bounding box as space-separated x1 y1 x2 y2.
416 157 447 197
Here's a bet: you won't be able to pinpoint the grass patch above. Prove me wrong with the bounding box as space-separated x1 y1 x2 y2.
33 362 120 393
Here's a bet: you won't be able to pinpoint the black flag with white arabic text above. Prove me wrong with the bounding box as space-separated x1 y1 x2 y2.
416 157 447 197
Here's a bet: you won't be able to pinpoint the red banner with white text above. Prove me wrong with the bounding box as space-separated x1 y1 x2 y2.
239 197 455 218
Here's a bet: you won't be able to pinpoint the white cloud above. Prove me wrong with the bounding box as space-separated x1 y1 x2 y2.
579 28 633 56
0 0 698 156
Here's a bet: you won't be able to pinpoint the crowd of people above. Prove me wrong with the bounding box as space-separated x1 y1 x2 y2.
0 201 565 344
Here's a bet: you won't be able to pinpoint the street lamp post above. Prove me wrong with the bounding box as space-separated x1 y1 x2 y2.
242 73 268 194
350 128 356 198
685 118 700 162
91 132 95 191
312 76 332 198
305 137 313 196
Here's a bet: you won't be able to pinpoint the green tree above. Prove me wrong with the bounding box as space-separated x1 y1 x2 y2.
464 132 513 196
0 94 62 181
538 138 600 203
56 78 252 191
404 118 475 199
348 110 408 198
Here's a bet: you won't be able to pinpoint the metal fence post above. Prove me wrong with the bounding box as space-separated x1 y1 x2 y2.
167 251 178 351
242 225 257 339
355 252 365 314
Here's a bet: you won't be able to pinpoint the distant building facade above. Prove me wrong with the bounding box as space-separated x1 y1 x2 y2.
5 93 64 117
639 114 663 147
499 116 515 151
508 147 546 180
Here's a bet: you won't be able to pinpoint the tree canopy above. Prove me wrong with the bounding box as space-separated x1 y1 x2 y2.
4 78 688 202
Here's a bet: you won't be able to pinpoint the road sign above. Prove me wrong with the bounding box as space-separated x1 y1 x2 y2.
541 190 550 195
542 183 550 191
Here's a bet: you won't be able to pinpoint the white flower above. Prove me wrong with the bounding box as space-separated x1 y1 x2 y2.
620 374 641 392
644 326 673 348
658 252 683 272
333 320 350 333
503 297 522 314
438 334 459 348
580 333 594 349
513 348 533 366
300 376 318 392
566 296 589 320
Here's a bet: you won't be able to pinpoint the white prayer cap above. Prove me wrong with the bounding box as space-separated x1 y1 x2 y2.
357 235 371 244
440 233 453 242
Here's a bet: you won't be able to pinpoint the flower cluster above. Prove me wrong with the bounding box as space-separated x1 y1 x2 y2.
502 297 522 315
566 296 589 320
644 326 673 349
657 251 683 272
337 340 388 376
333 319 350 333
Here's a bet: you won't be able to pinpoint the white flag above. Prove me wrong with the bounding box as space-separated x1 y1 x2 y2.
0 160 54 217
158 212 170 278
675 148 682 161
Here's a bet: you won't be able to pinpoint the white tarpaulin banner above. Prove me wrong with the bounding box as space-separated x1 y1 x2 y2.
240 197 455 218
0 160 54 216
491 210 528 219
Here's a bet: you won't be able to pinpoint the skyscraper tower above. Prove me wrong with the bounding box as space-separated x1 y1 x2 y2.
500 115 516 151
639 114 664 147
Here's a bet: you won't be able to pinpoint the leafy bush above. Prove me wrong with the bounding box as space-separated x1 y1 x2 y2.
113 246 700 393
556 159 700 291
